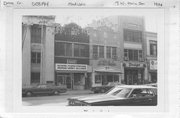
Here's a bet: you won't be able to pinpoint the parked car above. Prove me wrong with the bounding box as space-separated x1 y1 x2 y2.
91 82 122 93
22 84 67 97
145 83 157 87
68 85 157 106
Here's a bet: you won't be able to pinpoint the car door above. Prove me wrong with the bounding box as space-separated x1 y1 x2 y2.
128 88 151 106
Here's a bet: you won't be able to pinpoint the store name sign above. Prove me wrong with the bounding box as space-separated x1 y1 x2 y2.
149 60 157 70
126 63 144 68
56 64 87 71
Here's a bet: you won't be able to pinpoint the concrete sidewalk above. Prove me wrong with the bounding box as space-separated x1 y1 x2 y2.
64 89 93 95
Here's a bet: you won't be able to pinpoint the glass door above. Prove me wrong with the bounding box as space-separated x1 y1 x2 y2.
66 75 73 89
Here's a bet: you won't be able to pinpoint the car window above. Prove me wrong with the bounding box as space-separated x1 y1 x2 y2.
115 88 132 98
38 85 47 88
106 87 122 95
130 89 154 98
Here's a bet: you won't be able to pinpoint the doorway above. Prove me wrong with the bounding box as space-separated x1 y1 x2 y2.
66 75 73 89
56 73 73 89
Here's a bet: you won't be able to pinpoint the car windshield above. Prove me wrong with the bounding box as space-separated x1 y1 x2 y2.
106 87 132 98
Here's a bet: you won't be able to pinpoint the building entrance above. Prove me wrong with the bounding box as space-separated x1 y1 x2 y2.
124 69 144 85
56 74 73 89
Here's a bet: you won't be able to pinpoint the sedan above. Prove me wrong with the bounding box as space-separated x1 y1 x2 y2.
68 85 157 106
22 84 67 97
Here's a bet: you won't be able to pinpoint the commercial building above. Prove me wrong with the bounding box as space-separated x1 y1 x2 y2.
145 32 157 83
87 26 123 87
88 16 147 86
22 16 156 90
54 23 92 90
22 16 55 87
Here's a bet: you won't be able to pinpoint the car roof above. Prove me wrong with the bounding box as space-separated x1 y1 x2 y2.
115 85 157 89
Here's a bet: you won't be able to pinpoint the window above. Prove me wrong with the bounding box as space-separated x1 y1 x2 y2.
74 44 89 57
99 46 104 58
66 43 72 56
124 49 143 61
55 42 72 57
31 52 41 64
112 47 117 59
124 29 142 43
139 50 143 59
150 43 157 56
74 73 82 85
31 72 40 84
93 45 98 58
106 46 111 58
95 75 101 84
31 24 42 43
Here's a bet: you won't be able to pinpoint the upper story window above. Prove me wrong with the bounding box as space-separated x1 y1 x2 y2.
31 24 42 43
99 46 104 58
93 45 98 58
124 29 142 43
150 41 157 56
106 46 111 59
112 47 117 59
74 44 89 57
55 42 72 57
31 52 41 64
124 49 143 61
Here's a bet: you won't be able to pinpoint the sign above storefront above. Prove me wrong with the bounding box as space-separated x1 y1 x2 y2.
56 64 87 71
149 60 157 70
124 62 144 68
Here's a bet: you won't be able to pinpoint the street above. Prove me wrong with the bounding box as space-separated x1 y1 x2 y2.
22 90 95 106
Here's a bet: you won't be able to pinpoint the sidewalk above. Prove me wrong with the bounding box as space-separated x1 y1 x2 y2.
64 89 93 95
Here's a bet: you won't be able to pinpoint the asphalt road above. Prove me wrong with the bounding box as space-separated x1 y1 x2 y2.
22 91 96 106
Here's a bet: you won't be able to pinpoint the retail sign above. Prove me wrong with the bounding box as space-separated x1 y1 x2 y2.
149 60 157 70
56 64 87 71
126 63 144 68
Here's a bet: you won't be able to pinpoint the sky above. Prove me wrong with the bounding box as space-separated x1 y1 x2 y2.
55 15 157 33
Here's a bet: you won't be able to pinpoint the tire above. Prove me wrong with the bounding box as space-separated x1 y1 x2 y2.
26 91 32 97
53 90 59 95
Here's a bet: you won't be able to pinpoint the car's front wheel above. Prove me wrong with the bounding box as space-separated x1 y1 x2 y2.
26 91 32 97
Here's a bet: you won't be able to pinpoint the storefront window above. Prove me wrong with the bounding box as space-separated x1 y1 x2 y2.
107 75 113 82
74 73 82 85
95 75 101 84
114 75 119 82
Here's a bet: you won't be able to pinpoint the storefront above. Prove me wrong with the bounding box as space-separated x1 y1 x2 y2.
92 66 122 87
148 60 157 83
123 62 146 85
55 64 92 90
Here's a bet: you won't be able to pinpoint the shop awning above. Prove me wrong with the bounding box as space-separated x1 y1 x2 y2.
94 66 123 74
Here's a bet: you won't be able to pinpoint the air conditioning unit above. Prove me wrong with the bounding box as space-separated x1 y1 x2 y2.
124 57 129 61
